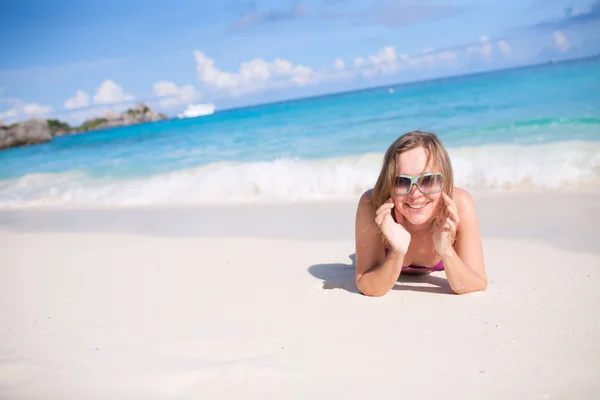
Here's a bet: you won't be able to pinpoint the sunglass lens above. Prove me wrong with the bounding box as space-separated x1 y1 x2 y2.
418 174 443 194
394 176 412 195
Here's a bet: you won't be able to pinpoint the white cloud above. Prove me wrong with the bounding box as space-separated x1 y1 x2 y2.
361 46 401 77
553 31 570 52
194 51 316 97
368 46 397 65
93 79 135 104
334 59 346 70
23 103 53 116
153 81 201 108
0 101 53 123
466 35 493 62
152 81 180 97
64 90 90 109
497 40 511 55
2 90 129 125
354 45 459 79
0 108 18 120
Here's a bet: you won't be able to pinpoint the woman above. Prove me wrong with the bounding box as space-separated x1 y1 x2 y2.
354 131 487 296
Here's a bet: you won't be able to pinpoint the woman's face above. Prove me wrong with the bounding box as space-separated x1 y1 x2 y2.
393 146 443 226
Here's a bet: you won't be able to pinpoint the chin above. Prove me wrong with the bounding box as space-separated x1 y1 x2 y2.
403 212 433 226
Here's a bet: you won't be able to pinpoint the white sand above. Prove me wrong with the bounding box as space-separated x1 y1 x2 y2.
1 191 600 399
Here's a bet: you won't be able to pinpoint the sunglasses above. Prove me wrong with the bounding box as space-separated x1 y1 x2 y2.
393 172 444 196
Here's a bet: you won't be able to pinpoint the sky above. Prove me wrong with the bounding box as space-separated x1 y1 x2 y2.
1 0 599 124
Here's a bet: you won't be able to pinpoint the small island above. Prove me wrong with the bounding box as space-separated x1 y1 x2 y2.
0 103 169 150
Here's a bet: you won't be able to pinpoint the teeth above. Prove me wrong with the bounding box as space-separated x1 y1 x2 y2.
407 203 426 209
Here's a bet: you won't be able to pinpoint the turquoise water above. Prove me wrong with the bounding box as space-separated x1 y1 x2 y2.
1 57 599 207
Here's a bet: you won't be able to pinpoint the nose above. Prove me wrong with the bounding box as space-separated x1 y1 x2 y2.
408 182 424 198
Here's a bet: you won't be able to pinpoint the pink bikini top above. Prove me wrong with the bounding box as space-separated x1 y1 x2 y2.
384 247 445 272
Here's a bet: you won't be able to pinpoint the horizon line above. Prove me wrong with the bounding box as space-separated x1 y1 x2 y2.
212 53 599 115
3 53 598 126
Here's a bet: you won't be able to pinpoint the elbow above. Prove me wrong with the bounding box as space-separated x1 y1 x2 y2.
359 288 390 297
356 277 391 297
450 278 487 295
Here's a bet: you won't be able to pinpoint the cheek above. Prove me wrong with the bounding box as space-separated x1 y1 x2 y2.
427 194 443 214
392 196 406 209
429 193 441 204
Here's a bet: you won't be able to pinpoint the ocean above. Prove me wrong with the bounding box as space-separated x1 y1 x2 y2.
1 57 599 208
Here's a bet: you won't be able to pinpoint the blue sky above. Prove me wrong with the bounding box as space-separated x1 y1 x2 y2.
1 0 599 124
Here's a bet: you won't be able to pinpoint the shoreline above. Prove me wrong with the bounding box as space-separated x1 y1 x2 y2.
1 189 599 253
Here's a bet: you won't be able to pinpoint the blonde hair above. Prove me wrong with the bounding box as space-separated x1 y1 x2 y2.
370 131 454 225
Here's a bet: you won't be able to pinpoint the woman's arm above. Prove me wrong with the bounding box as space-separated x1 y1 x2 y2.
441 189 488 294
354 191 405 297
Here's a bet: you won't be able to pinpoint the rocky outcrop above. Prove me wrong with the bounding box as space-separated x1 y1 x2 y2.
0 103 169 150
80 103 169 132
0 118 53 150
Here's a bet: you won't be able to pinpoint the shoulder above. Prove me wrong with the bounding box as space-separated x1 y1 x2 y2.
452 187 476 211
356 189 376 222
452 187 479 226
357 188 375 209
360 188 374 201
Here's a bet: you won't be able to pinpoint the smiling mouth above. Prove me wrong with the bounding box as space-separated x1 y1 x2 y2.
405 202 429 210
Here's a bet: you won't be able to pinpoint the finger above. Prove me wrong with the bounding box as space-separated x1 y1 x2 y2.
446 203 460 225
442 192 458 210
446 217 457 235
376 202 394 212
375 206 393 225
376 203 394 218
376 212 394 227
442 192 454 204
376 201 394 213
442 193 460 224
443 218 451 230
376 206 394 223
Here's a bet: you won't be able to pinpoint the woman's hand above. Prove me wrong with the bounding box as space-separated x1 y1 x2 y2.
433 192 460 257
375 198 411 254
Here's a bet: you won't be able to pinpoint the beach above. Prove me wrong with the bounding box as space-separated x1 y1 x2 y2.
1 189 600 399
3 1 600 397
2 56 599 399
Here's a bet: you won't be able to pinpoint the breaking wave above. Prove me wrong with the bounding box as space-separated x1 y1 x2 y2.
0 140 599 208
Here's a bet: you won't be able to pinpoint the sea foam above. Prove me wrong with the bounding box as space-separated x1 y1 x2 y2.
0 141 599 208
